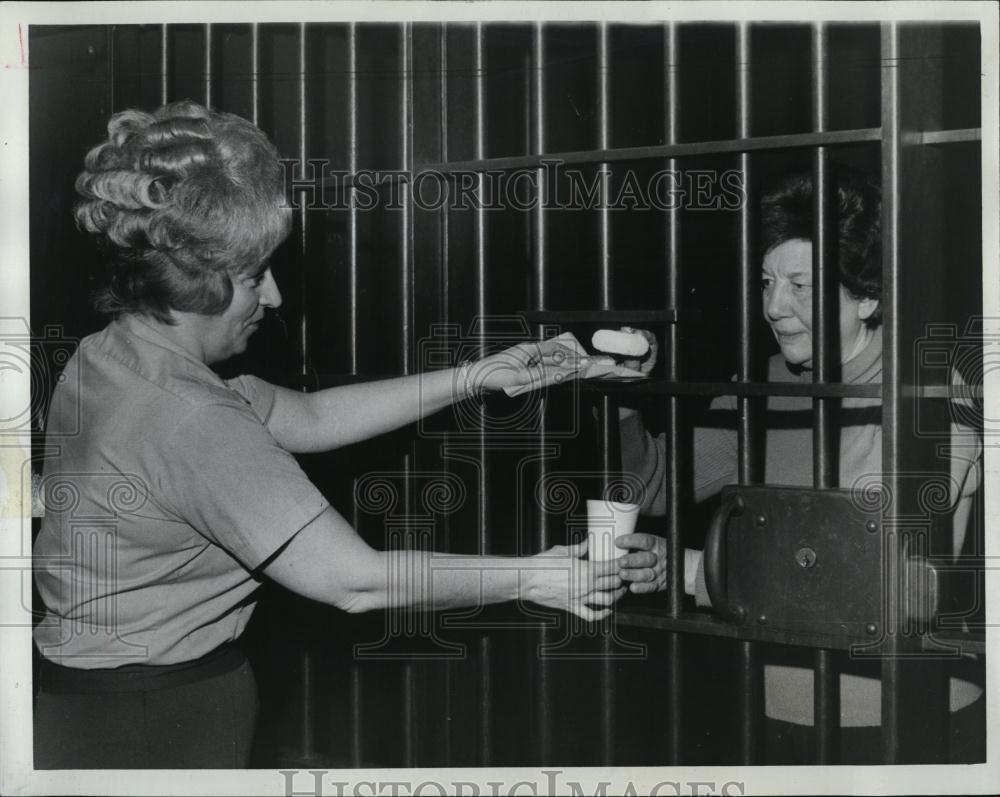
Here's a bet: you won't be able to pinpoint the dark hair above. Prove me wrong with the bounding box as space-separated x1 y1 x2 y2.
760 167 882 326
75 100 291 323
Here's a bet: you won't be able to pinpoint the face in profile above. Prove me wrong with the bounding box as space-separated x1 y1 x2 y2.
197 265 282 364
761 239 879 368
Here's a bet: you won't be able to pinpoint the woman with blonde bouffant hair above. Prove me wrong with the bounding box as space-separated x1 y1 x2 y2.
33 101 621 768
76 100 292 323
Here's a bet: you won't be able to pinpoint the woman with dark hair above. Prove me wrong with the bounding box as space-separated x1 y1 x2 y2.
759 169 883 335
612 168 984 763
33 101 624 768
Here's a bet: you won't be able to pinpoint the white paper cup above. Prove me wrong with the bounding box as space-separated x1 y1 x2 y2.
586 499 640 561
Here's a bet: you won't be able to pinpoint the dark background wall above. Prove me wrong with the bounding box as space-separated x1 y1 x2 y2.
29 22 982 767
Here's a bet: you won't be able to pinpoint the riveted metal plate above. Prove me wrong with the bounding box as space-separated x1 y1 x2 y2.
722 484 882 641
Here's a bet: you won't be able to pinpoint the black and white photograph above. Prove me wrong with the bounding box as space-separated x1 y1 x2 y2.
0 1 997 795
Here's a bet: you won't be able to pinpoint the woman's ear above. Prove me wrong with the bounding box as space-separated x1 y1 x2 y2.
858 297 879 321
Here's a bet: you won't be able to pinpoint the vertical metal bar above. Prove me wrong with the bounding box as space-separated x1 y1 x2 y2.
349 664 363 766
399 22 418 769
597 382 619 768
472 21 493 767
473 22 489 558
401 23 413 378
348 23 359 374
738 638 761 763
879 19 903 766
299 652 314 761
250 24 260 125
596 21 616 768
106 28 116 114
204 23 212 107
810 31 835 481
810 21 839 765
474 23 487 326
346 23 361 767
532 23 547 315
298 23 309 378
735 22 755 480
160 24 169 104
663 20 684 766
349 496 363 767
597 23 612 309
440 25 450 324
530 21 552 765
663 21 683 619
294 22 315 766
814 646 837 762
438 24 453 765
735 21 761 765
879 23 952 763
403 662 416 767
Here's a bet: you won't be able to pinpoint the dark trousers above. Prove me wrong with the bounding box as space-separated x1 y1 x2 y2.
764 696 986 764
34 648 258 769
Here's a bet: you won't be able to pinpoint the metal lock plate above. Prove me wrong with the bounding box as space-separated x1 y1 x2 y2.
723 484 882 641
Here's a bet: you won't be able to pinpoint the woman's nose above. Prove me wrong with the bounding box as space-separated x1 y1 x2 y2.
259 269 283 309
764 284 789 320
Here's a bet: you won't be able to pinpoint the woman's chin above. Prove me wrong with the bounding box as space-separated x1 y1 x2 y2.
779 347 812 368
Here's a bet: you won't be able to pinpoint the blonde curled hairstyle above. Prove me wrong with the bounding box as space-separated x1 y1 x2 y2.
75 100 292 323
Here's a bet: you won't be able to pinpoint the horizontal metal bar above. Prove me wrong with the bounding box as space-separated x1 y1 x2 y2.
306 122 979 196
519 309 682 323
283 373 883 398
616 608 986 654
585 380 882 399
617 608 862 649
422 127 883 173
310 127 885 194
904 384 984 399
283 372 884 398
904 127 981 145
284 374 983 400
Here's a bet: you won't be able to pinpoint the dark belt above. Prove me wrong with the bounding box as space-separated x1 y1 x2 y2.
37 643 247 695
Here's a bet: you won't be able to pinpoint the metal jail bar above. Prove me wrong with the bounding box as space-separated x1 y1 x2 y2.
296 22 318 767
662 21 684 767
160 25 168 104
595 22 617 768
877 20 953 765
810 21 839 765
397 22 417 768
129 20 980 767
204 24 212 108
734 21 762 766
530 20 554 765
346 21 364 767
472 22 495 766
879 21 905 763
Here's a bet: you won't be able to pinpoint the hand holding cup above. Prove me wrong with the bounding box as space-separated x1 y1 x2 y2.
586 498 641 562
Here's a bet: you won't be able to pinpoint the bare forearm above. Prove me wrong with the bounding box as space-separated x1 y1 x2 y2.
341 551 533 613
271 369 469 453
264 508 621 620
267 337 589 453
264 524 523 613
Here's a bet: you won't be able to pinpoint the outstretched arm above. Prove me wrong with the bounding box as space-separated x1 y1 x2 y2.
262 506 625 622
265 336 588 453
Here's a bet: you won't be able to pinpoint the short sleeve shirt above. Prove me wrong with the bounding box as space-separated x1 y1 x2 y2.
33 315 329 668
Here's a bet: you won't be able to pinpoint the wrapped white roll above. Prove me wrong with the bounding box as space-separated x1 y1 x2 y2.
591 329 649 358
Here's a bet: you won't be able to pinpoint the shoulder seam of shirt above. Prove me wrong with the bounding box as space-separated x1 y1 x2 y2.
86 338 247 410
